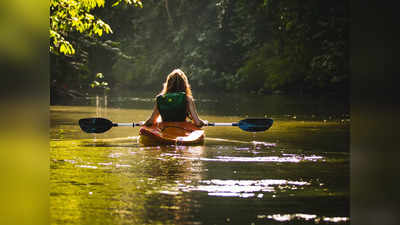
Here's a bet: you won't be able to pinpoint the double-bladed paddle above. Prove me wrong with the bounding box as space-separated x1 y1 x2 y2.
79 117 273 133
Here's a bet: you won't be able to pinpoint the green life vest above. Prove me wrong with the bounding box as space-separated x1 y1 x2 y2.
157 92 187 122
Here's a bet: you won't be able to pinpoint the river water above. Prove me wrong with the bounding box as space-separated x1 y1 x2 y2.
50 93 349 225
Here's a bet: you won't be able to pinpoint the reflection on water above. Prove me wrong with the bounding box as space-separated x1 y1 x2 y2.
264 213 350 223
162 179 311 198
50 94 349 225
182 155 324 163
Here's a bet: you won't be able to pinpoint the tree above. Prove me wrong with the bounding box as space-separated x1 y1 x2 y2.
49 0 142 56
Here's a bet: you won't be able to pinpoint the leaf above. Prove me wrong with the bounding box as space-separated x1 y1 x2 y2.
112 1 120 7
85 13 95 21
96 73 104 79
103 23 113 34
50 0 143 55
60 44 66 54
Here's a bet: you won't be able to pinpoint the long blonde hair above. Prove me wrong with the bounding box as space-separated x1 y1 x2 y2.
159 69 193 98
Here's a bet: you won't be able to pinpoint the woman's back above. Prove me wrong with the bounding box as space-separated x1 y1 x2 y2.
156 92 187 122
144 69 206 127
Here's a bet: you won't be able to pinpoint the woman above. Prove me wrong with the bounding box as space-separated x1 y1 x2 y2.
144 69 207 127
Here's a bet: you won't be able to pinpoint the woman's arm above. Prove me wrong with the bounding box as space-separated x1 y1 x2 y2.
187 96 206 127
144 103 160 126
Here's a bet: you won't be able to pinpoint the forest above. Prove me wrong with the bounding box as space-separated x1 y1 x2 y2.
50 0 349 103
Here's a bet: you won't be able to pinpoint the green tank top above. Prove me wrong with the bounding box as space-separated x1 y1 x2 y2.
156 92 187 122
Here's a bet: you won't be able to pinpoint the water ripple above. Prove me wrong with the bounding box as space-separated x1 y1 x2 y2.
181 155 324 163
161 179 310 198
262 213 349 223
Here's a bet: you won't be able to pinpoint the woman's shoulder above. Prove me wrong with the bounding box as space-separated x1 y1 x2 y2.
186 95 194 101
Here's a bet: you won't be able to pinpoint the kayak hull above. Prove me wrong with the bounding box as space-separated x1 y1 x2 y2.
139 122 205 146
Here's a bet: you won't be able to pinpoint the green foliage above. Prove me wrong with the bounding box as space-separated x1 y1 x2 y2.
49 0 142 56
50 0 349 100
264 0 349 93
112 0 143 8
236 42 297 93
90 72 110 92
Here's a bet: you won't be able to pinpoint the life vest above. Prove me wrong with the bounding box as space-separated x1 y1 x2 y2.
157 92 187 122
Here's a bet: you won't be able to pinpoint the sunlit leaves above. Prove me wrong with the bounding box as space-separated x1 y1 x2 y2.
60 43 76 55
112 1 120 7
112 0 143 8
96 72 104 79
90 73 110 90
49 29 75 55
50 0 142 56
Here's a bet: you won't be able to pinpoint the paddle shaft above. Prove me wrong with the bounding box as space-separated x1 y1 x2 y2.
114 123 143 127
207 122 238 127
114 122 238 127
79 117 272 133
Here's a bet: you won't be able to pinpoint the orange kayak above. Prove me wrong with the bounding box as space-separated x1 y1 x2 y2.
139 122 205 146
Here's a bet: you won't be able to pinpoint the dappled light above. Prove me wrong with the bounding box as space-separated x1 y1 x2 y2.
50 92 349 225
49 0 349 224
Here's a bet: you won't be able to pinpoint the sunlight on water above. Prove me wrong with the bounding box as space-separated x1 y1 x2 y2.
323 217 350 222
263 213 349 223
207 138 277 147
251 140 277 147
50 103 349 225
160 179 311 198
75 165 97 169
180 155 324 163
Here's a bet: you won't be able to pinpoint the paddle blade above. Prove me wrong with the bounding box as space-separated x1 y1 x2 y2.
79 118 114 133
238 118 273 132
